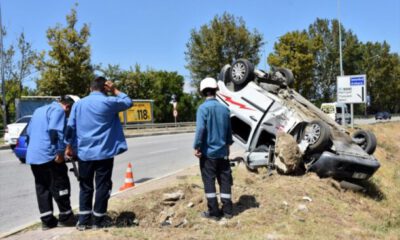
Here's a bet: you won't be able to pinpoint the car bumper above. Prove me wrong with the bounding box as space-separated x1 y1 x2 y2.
308 151 380 180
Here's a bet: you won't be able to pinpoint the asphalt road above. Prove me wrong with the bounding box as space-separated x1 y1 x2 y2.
354 116 399 125
0 133 199 235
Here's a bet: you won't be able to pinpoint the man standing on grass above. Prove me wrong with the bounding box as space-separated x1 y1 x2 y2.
26 95 79 230
65 76 132 230
193 77 234 221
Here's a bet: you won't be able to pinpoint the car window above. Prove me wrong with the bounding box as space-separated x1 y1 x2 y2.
231 116 251 143
336 107 342 114
20 123 29 135
16 116 31 123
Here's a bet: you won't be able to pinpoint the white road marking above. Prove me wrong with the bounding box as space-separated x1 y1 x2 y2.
148 148 179 155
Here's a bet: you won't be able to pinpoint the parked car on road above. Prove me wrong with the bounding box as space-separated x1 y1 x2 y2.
375 111 391 120
217 59 380 181
14 125 28 163
3 115 31 150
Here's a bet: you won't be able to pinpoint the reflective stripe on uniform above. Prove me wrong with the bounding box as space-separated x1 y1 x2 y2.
220 193 231 199
59 210 72 215
206 193 217 198
93 211 106 217
40 211 53 217
79 210 92 215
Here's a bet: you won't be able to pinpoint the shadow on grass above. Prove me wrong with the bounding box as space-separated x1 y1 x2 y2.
108 211 137 227
359 180 386 201
233 195 259 216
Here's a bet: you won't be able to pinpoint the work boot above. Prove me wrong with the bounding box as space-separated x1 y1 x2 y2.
58 213 77 227
200 211 220 221
92 216 113 230
76 222 92 231
42 217 58 230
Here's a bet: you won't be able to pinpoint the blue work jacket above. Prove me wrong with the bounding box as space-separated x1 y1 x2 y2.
193 98 233 159
26 102 66 165
65 91 132 161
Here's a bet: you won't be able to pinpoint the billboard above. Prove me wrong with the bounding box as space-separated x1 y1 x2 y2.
337 75 367 104
119 100 154 123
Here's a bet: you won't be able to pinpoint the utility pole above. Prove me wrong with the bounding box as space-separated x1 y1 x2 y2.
337 0 349 127
0 4 7 129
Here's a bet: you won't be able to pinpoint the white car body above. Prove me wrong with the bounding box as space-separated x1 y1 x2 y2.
216 59 380 180
4 116 31 147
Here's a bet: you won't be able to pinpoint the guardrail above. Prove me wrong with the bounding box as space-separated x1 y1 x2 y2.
124 122 196 130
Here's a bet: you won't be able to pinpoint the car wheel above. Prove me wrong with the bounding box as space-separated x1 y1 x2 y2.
352 130 377 155
218 64 232 84
18 158 26 164
275 67 294 87
302 120 331 153
10 145 16 151
230 59 254 86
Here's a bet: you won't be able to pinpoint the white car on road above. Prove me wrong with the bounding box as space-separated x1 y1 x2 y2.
3 115 31 149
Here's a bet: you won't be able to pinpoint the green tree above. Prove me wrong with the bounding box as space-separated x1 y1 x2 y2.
185 12 264 91
267 31 315 99
361 42 400 113
0 30 36 123
109 64 195 122
36 7 93 96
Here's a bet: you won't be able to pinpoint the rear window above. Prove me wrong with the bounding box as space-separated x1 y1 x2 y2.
231 116 251 143
16 116 31 123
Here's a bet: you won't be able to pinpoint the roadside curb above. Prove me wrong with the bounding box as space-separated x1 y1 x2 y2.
0 145 9 150
124 129 194 138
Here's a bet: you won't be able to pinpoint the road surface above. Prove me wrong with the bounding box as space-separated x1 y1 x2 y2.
0 133 199 234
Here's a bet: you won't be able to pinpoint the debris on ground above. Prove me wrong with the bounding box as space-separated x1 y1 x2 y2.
274 132 303 174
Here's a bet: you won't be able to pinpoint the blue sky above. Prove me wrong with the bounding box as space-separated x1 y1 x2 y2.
2 0 400 91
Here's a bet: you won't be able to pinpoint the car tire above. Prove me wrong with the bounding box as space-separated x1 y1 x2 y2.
18 158 26 164
10 145 16 151
352 130 377 155
302 120 331 153
230 59 254 86
218 64 232 84
275 67 294 87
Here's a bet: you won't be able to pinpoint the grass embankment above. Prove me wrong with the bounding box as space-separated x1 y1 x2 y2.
65 122 400 240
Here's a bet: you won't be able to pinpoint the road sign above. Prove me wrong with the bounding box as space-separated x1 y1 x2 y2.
173 109 178 117
337 75 367 103
119 100 154 123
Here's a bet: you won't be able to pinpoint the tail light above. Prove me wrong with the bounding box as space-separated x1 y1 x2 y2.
15 138 19 148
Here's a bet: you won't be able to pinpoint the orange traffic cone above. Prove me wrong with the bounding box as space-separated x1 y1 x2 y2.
119 163 135 191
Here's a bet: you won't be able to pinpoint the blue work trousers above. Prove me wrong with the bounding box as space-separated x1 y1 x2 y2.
78 158 114 225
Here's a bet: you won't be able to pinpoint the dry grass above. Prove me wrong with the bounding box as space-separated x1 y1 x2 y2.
61 122 400 240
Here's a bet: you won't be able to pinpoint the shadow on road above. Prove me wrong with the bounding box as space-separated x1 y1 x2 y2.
135 177 153 184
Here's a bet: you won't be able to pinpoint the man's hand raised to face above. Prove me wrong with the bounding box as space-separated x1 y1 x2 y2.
104 80 120 95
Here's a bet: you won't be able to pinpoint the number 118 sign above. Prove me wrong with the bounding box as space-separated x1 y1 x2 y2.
119 100 154 123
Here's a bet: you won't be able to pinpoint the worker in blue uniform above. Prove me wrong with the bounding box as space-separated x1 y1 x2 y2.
65 76 132 230
193 77 234 221
26 95 79 230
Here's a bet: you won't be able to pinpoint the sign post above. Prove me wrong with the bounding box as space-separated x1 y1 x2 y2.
337 74 367 128
170 94 178 126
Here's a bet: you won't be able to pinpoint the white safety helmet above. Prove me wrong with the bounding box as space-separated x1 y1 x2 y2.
59 94 80 105
66 95 80 103
200 77 218 92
